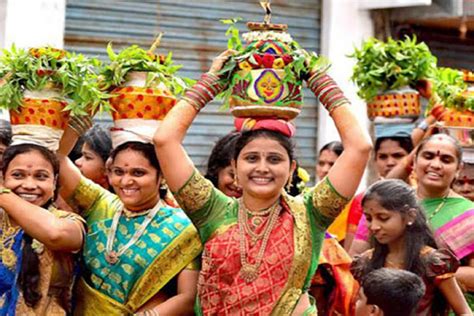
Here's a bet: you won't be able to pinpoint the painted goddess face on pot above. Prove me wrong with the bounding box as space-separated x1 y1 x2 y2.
255 70 284 103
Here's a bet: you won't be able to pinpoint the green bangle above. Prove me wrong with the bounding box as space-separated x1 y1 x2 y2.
0 188 11 194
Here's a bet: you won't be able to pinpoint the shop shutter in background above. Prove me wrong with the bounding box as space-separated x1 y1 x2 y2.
64 0 321 176
395 23 474 70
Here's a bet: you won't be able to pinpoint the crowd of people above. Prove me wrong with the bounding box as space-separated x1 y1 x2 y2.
0 49 471 316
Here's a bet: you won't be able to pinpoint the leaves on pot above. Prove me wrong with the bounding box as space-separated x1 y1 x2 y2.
0 45 110 115
431 67 474 112
349 36 437 102
100 43 191 95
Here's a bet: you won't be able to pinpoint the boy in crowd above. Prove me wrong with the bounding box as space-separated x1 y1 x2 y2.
355 268 425 316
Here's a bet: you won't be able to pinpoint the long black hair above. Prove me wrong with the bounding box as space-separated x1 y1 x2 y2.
82 124 112 163
362 179 447 315
2 144 60 308
362 179 437 275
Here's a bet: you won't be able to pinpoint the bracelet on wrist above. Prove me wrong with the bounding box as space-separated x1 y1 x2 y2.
183 72 225 112
307 73 349 113
415 120 429 132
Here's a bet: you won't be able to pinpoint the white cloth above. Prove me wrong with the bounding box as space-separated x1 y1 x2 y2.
11 124 63 151
111 119 160 148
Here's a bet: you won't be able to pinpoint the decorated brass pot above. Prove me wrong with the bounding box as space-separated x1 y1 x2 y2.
228 22 305 120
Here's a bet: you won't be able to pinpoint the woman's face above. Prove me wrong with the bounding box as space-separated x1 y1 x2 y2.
109 149 160 211
75 143 108 187
4 150 56 206
217 165 242 198
414 138 459 194
316 149 339 180
363 199 409 246
375 139 409 178
452 164 474 201
235 137 294 201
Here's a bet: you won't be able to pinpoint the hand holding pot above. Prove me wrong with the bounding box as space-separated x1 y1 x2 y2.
209 49 236 75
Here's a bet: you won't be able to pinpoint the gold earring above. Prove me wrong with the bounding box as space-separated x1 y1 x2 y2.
286 176 293 192
234 175 239 187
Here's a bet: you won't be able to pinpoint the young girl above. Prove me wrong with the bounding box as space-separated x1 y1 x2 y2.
351 179 472 316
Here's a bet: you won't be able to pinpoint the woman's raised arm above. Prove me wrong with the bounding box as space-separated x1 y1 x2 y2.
327 104 372 197
154 51 233 192
307 68 372 197
57 122 86 200
0 191 83 251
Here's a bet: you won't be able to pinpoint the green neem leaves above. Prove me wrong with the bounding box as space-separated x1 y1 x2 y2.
349 36 437 102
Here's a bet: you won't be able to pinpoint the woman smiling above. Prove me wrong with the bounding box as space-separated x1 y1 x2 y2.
154 51 372 314
353 134 474 311
0 144 85 315
57 126 201 315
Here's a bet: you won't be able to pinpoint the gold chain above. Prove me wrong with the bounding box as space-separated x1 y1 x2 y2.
239 199 280 243
427 196 448 223
238 198 281 283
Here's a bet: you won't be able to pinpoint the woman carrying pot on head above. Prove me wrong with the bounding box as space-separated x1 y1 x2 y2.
353 133 474 311
0 143 85 315
154 50 372 314
57 118 202 315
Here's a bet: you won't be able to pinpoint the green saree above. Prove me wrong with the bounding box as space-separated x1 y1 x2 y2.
70 177 202 315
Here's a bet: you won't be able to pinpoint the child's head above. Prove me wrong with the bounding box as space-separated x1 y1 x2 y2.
355 268 425 316
362 179 437 273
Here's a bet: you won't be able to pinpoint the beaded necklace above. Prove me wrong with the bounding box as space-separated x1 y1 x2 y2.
105 200 163 265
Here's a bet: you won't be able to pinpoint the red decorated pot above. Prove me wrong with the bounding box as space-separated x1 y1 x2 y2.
367 87 420 120
10 89 69 130
109 71 177 121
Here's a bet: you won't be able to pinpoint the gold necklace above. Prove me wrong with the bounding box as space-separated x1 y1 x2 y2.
239 199 280 243
427 194 449 222
0 213 20 270
385 258 405 269
238 198 281 283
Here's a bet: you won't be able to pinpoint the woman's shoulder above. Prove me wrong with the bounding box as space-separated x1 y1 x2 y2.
420 246 460 278
49 205 85 224
159 202 202 224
